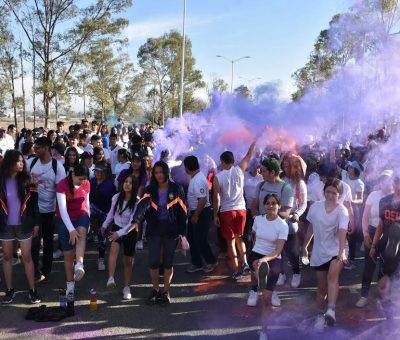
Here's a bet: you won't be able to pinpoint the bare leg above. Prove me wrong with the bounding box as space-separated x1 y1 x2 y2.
108 242 120 278
327 260 344 306
149 269 159 290
316 271 328 310
75 227 87 264
226 238 238 272
378 275 391 302
2 241 13 289
234 236 247 265
163 268 173 292
63 251 75 282
261 290 273 333
19 238 35 290
123 256 133 287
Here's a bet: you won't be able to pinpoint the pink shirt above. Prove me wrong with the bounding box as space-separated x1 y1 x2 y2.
56 178 90 221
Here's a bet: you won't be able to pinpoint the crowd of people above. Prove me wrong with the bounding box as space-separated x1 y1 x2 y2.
0 119 399 340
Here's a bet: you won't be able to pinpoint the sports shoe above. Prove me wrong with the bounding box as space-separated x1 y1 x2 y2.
313 314 326 331
186 264 203 273
344 261 355 270
28 289 41 304
122 286 132 300
2 288 15 304
98 258 106 271
158 291 171 307
241 262 251 274
136 240 144 250
232 272 242 280
146 289 160 305
324 308 336 326
276 273 286 286
291 274 301 288
271 290 281 307
259 331 268 340
35 274 46 284
74 263 85 281
247 290 259 306
107 276 116 289
53 249 63 259
258 262 269 290
203 263 217 273
355 296 368 308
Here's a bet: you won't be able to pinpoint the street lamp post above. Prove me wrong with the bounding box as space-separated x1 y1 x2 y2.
216 55 250 92
179 0 187 118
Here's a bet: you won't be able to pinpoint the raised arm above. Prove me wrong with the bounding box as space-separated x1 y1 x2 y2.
239 141 257 171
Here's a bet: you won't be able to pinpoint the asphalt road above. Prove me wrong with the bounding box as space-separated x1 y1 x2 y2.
0 237 399 340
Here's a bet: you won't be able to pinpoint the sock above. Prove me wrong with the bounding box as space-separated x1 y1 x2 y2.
251 285 258 292
327 304 335 311
66 281 75 294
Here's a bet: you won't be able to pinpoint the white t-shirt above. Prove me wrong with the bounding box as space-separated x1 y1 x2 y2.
252 215 288 258
5 134 15 150
306 200 349 267
342 171 364 201
216 165 246 212
187 171 210 211
109 145 122 174
114 161 131 179
66 146 83 155
80 144 93 154
244 172 263 209
26 158 66 213
365 190 384 228
311 179 352 205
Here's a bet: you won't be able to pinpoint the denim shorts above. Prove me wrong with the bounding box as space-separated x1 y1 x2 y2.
0 225 32 242
56 215 90 251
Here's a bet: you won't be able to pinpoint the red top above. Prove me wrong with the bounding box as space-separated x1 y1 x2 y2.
56 178 90 221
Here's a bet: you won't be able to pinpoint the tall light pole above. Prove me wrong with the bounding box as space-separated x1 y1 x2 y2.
216 55 250 92
179 0 187 118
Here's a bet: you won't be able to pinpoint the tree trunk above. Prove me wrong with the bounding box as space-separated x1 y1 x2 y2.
20 42 26 128
32 38 37 128
43 62 51 128
11 74 17 129
55 95 59 121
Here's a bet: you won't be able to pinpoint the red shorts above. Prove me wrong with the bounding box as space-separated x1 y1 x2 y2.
219 210 247 239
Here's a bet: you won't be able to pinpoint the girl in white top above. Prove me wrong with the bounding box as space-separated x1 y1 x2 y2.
101 174 138 300
114 149 131 185
247 193 288 340
304 178 349 327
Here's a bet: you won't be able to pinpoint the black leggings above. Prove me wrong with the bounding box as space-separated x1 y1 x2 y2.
280 233 300 274
148 235 177 270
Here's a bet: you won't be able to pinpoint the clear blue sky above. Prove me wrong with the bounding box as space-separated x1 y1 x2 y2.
123 0 351 97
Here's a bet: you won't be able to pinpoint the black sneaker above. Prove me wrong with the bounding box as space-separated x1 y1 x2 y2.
146 289 160 305
2 288 15 304
29 289 41 304
158 291 171 307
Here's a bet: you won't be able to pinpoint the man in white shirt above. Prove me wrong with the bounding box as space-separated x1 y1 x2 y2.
6 124 17 150
27 137 66 283
184 156 216 273
213 141 256 280
91 134 110 160
109 133 122 175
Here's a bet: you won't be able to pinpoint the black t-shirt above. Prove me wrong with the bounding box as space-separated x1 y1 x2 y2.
379 194 400 236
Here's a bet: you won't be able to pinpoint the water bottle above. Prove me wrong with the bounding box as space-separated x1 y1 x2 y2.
89 289 97 311
66 291 75 316
59 289 67 309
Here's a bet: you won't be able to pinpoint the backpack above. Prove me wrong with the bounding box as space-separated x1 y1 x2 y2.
29 157 58 175
257 180 290 203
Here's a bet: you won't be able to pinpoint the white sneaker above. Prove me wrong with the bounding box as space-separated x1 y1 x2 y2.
324 308 336 326
276 273 286 286
355 296 368 308
74 263 85 281
247 290 259 306
291 274 301 288
107 276 116 288
122 286 132 300
313 314 326 331
12 256 21 266
53 249 63 259
136 240 144 250
98 258 106 271
259 331 268 340
271 290 281 307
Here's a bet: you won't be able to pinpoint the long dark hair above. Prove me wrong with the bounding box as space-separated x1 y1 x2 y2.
67 163 88 198
151 161 170 185
114 174 138 215
131 156 147 186
64 147 80 173
0 150 31 201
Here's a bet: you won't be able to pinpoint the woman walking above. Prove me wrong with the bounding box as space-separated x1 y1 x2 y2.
0 150 41 304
